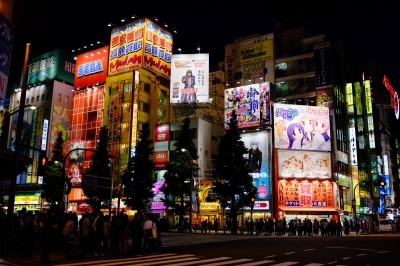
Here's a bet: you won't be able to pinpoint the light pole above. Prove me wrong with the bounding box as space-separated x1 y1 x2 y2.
353 182 360 218
181 148 194 233
54 160 67 211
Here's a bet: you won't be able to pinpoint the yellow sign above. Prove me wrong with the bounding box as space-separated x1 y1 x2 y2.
108 18 172 79
235 39 274 66
15 195 41 205
365 80 373 114
200 202 220 213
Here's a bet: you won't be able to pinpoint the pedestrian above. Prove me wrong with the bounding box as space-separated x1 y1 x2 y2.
152 215 161 253
227 218 232 233
11 212 25 258
93 212 104 256
201 219 207 233
142 216 156 255
194 219 198 233
208 219 212 234
344 218 350 235
62 213 75 256
313 219 319 236
119 214 130 255
249 219 254 235
80 213 90 258
111 214 121 250
40 210 59 264
102 215 111 254
130 213 143 255
214 218 219 233
336 220 342 236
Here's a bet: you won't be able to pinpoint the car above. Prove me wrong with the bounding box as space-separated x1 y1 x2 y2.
378 219 392 232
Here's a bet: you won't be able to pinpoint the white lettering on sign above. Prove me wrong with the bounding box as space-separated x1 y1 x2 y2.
156 153 166 159
77 60 103 77
41 119 48 151
65 61 76 74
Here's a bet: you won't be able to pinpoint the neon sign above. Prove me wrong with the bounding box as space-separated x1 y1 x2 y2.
383 75 399 119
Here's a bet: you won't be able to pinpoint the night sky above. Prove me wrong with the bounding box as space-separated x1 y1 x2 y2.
7 0 400 92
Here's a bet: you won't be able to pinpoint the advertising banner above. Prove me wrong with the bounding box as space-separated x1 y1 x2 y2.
243 62 264 79
69 142 85 186
50 106 72 157
278 150 331 179
259 82 271 125
27 49 75 86
109 18 172 78
10 109 35 156
154 150 168 170
337 174 350 187
154 123 170 142
151 181 166 209
314 43 332 90
235 39 274 66
224 84 260 129
316 87 333 109
273 104 331 151
242 132 270 199
131 72 139 158
170 53 209 103
0 11 14 100
74 46 109 88
278 180 334 208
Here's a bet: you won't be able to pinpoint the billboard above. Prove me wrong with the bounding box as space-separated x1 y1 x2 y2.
242 132 270 199
151 181 166 209
154 150 168 170
9 109 35 156
278 180 334 208
155 123 170 142
27 49 75 86
50 106 72 157
74 46 109 88
278 150 331 179
69 142 85 186
243 62 264 79
273 104 331 151
235 39 274 66
108 18 172 78
224 84 260 129
0 11 14 100
170 53 209 103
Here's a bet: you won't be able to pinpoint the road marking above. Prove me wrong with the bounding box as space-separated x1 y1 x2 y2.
377 251 390 253
284 252 296 255
342 257 351 260
327 261 337 264
235 260 275 266
326 246 384 252
199 258 252 266
167 257 231 266
357 254 367 256
303 249 315 251
265 255 276 258
269 262 299 266
304 264 323 266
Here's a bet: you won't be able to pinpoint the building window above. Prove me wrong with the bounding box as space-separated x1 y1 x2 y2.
26 98 29 104
143 102 150 113
36 95 39 102
65 96 68 104
124 82 132 93
144 83 151 93
158 89 167 105
41 94 45 101
31 97 34 103
58 94 61 101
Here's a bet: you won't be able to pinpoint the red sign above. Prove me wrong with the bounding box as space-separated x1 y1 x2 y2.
383 75 399 119
154 150 168 170
68 188 88 201
155 123 169 142
74 46 109 88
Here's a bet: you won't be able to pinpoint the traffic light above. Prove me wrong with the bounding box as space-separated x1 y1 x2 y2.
37 152 48 176
107 156 113 168
373 180 386 186
250 197 255 208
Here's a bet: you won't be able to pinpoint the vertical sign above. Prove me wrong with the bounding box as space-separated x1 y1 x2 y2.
0 11 14 100
154 123 169 170
364 80 373 114
130 71 140 158
41 119 49 151
314 43 333 90
367 115 375 149
383 154 391 196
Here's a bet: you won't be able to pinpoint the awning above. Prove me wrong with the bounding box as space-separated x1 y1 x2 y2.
279 207 340 214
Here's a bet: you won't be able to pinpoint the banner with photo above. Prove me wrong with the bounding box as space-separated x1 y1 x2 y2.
278 150 331 179
242 132 270 199
274 104 331 151
170 53 209 103
69 142 85 186
224 84 260 129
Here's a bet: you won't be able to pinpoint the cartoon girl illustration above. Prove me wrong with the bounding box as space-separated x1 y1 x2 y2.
287 123 306 149
312 117 331 151
298 113 314 149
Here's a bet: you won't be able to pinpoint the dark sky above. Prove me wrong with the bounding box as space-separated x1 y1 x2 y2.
8 0 400 91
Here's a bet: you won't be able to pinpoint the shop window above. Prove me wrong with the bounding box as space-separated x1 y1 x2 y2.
124 82 132 93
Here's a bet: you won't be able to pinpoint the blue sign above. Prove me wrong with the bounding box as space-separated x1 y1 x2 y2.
285 200 301 206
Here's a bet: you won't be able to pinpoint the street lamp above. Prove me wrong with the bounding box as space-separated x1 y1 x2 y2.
181 148 194 233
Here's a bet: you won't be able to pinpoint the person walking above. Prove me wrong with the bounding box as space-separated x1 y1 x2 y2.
130 213 143 255
194 219 198 233
344 218 350 235
40 210 59 264
119 215 130 255
102 215 111 255
92 212 104 256
336 220 342 236
80 213 91 258
142 216 156 255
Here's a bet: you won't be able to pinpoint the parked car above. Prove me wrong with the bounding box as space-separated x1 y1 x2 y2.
378 219 393 232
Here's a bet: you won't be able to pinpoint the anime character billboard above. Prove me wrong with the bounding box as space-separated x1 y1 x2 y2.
224 84 261 129
273 104 331 151
242 132 270 199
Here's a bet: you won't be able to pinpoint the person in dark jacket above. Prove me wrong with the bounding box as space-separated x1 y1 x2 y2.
130 213 143 255
93 212 104 256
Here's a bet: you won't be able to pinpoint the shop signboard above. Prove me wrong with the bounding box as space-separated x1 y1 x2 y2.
316 87 334 109
68 188 88 201
27 49 75 86
74 46 109 88
224 84 261 129
154 150 168 170
15 194 41 205
108 18 172 78
242 200 270 210
383 75 399 119
0 11 14 100
235 39 274 66
338 174 350 187
242 132 270 199
200 202 220 214
259 82 271 125
154 123 170 142
278 180 334 208
170 53 209 103
273 104 331 151
243 62 264 79
225 55 234 86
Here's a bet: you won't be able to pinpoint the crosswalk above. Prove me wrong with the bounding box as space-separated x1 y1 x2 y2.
159 233 258 247
53 253 343 266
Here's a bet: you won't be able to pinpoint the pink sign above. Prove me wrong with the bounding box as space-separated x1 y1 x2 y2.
151 181 166 209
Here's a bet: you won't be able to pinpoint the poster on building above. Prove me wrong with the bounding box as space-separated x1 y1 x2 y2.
235 39 274 66
9 109 34 156
316 88 334 109
69 142 85 186
154 123 170 142
170 53 209 103
278 180 333 207
259 82 271 125
154 150 168 170
74 46 109 88
278 150 331 179
151 181 166 209
241 132 270 199
109 18 172 79
314 43 332 90
243 62 263 79
273 104 331 151
50 106 72 158
224 84 261 129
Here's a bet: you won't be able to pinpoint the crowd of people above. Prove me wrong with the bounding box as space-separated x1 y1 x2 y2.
3 208 162 264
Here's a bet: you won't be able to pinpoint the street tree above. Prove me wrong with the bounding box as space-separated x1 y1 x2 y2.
161 117 198 230
213 111 256 233
42 131 65 208
83 126 112 212
121 122 154 211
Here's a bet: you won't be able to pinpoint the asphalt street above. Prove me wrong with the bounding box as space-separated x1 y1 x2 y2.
4 231 399 266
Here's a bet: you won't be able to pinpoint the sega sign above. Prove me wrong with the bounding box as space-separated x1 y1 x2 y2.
74 46 109 88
